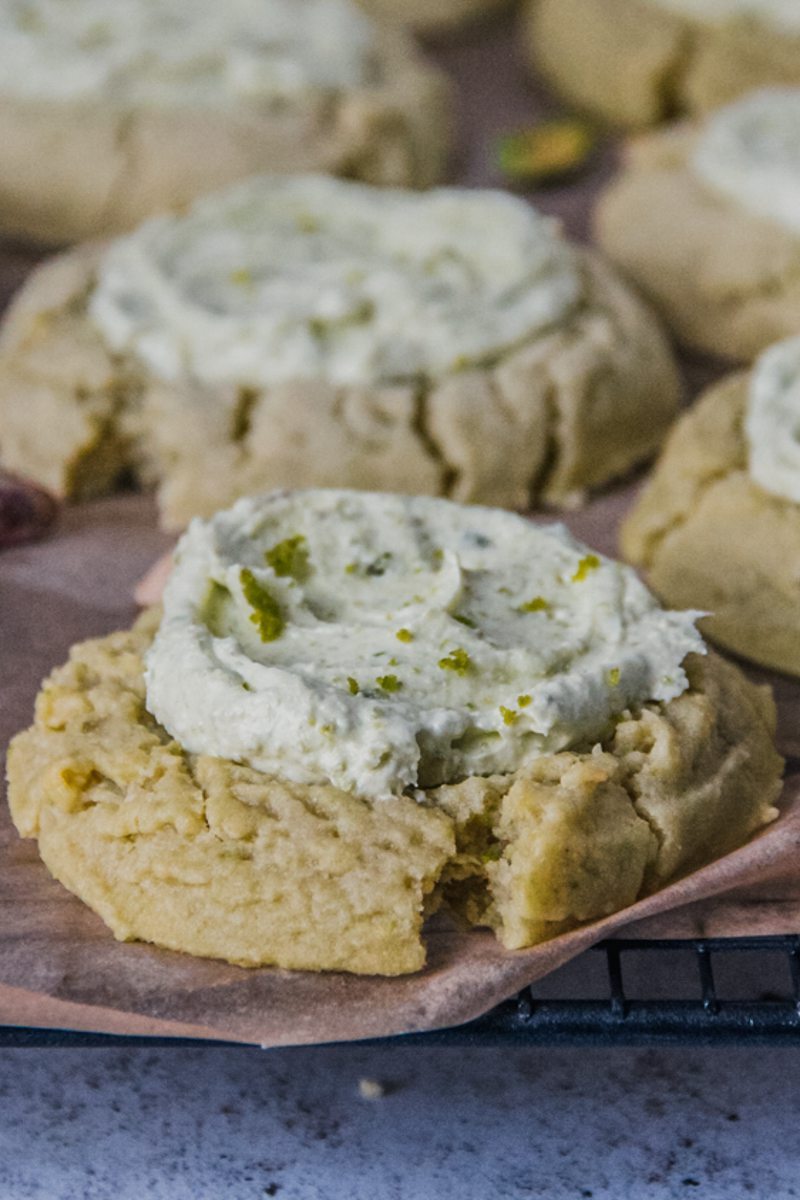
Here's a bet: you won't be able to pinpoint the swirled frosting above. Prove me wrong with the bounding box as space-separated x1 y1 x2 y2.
145 490 705 801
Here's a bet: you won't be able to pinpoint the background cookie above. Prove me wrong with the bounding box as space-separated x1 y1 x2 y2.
0 0 451 245
0 176 681 529
596 93 800 361
523 0 800 128
621 356 800 676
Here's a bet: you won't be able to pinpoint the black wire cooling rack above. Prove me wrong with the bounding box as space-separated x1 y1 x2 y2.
1 935 799 1048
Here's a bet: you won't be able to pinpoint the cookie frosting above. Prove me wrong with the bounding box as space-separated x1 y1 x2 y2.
90 175 583 389
746 336 800 504
648 0 800 34
0 0 376 106
691 89 800 235
145 490 705 801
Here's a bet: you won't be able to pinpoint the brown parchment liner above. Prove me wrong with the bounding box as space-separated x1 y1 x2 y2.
1 17 799 1044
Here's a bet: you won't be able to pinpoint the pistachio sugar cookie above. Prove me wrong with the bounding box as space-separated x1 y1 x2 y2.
0 174 681 529
7 490 782 974
623 336 800 675
524 0 800 129
596 89 800 361
0 0 451 245
357 0 512 37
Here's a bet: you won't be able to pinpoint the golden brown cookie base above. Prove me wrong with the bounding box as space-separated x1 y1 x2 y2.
595 128 800 362
0 243 681 528
622 375 800 676
524 0 800 128
6 614 782 974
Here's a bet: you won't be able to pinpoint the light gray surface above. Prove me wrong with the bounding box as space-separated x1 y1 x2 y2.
1 1043 799 1199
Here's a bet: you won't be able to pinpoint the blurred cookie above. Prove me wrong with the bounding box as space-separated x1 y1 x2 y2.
0 174 681 528
524 0 800 128
622 336 800 674
0 0 451 244
596 89 800 361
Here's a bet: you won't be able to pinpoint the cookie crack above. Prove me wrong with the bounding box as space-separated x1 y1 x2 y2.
411 382 459 497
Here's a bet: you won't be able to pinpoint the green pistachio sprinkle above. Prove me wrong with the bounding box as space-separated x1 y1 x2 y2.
517 596 551 614
376 674 402 693
572 554 601 583
499 706 518 726
347 677 360 696
265 534 309 581
239 568 284 643
438 648 472 675
607 668 621 687
453 613 476 628
517 694 532 708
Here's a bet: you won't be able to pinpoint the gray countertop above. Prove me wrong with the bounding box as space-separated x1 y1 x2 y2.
2 1042 799 1199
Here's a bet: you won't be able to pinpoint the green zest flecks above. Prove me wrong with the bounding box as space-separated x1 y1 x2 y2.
240 568 285 642
376 674 402 693
453 613 476 628
607 668 621 687
499 706 518 726
229 267 253 287
517 596 551 614
438 648 472 675
572 554 601 583
347 677 360 696
396 628 414 643
265 534 309 580
517 694 532 708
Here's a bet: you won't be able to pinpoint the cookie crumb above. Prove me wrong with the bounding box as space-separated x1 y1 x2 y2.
358 1078 386 1101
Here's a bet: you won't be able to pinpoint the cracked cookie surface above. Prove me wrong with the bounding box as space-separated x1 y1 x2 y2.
6 612 782 974
622 373 800 675
0 238 681 529
523 0 800 128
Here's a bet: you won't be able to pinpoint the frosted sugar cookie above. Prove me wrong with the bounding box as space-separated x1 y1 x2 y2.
524 0 800 128
0 174 681 528
0 0 451 244
623 336 800 675
7 490 782 974
596 89 800 361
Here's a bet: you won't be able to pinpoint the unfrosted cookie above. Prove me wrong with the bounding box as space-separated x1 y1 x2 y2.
6 491 782 974
596 89 800 361
357 0 511 36
524 0 800 128
0 0 451 245
0 174 681 529
622 337 800 675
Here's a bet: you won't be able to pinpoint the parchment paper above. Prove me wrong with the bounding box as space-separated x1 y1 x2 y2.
1 15 798 1046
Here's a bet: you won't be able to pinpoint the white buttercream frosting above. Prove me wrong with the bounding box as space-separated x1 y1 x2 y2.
90 175 583 389
0 0 376 106
145 490 706 802
649 0 800 34
691 88 800 235
746 336 800 503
